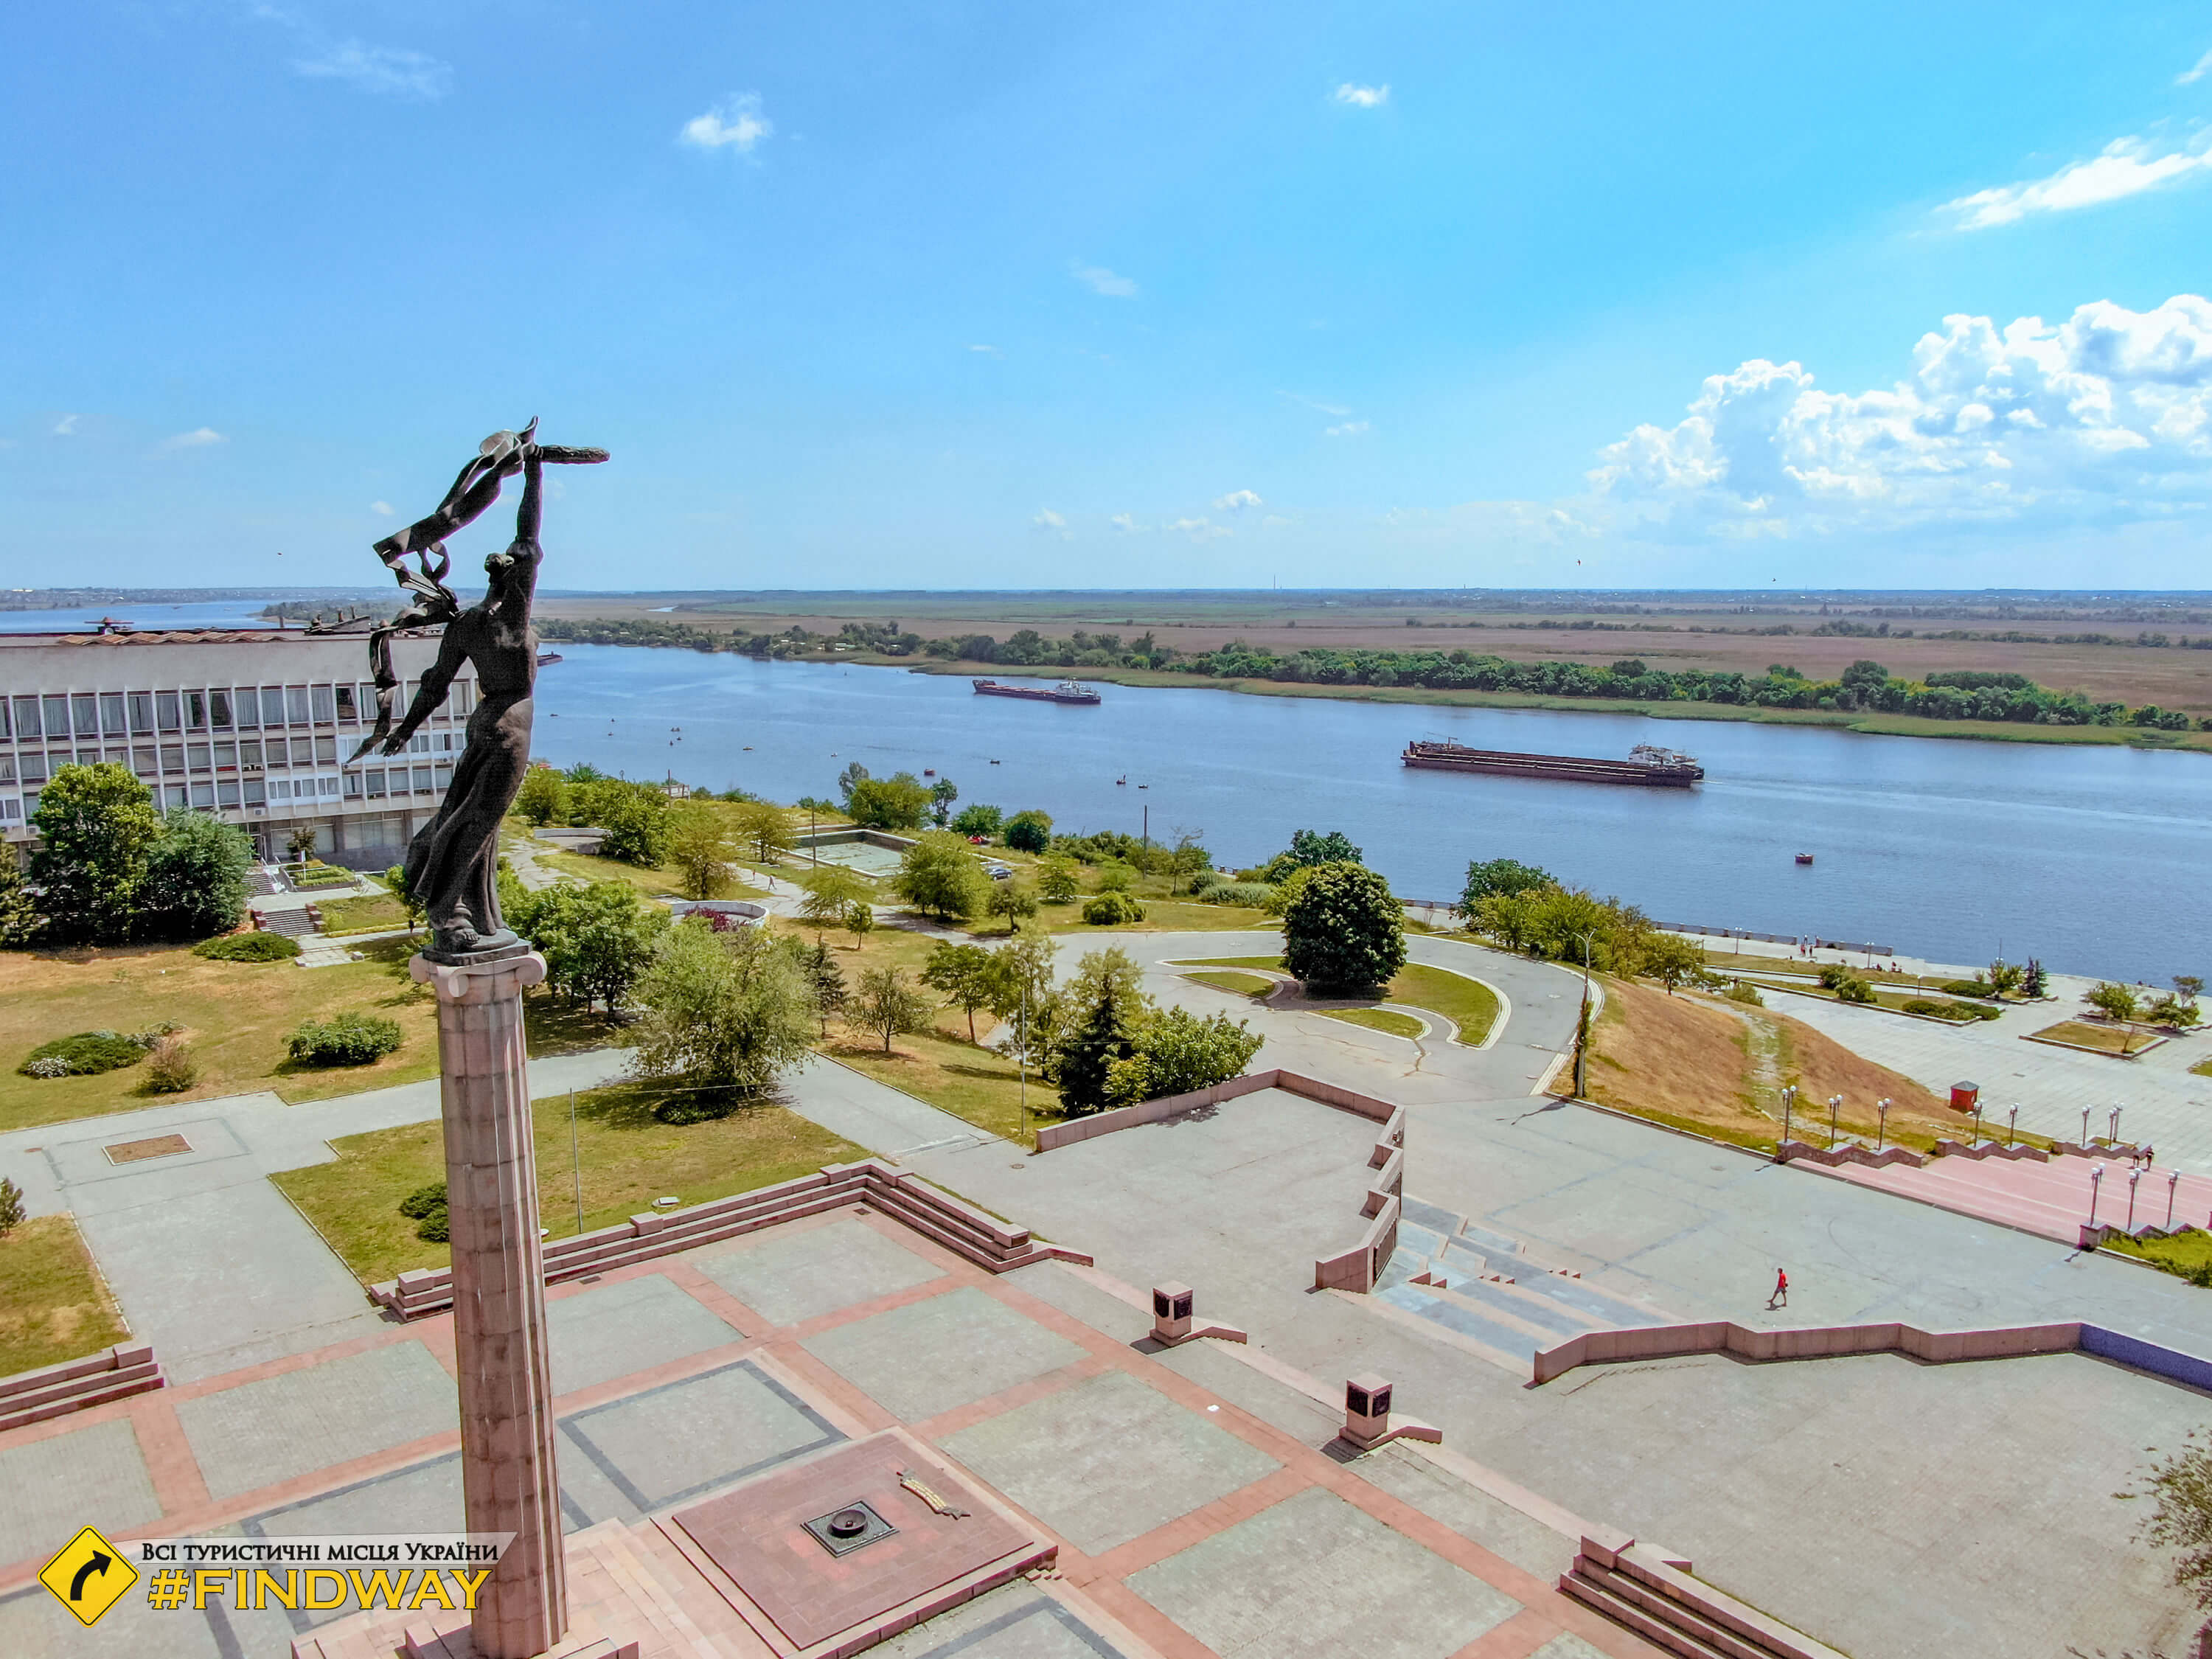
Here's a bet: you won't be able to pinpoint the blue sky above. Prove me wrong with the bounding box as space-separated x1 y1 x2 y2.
6 3 2212 591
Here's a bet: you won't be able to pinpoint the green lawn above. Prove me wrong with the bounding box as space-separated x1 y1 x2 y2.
1321 1007 1425 1040
1180 969 1276 996
0 1214 130 1376
314 894 411 936
272 1084 866 1287
2193 1056 2212 1079
824 1027 1065 1146
1170 956 1501 1045
2103 1231 2212 1284
2031 1020 2156 1055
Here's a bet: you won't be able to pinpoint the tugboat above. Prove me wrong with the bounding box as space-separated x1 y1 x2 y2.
971 678 1102 706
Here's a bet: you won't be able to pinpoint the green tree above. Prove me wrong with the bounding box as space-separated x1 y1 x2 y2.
0 1175 26 1237
1167 831 1211 883
667 800 742 900
596 785 673 866
1107 1008 1265 1105
851 964 930 1053
1470 889 1540 955
847 773 932 830
893 830 985 921
2087 981 2141 1024
1282 862 1406 992
1038 857 1081 902
922 942 999 1041
951 804 1004 837
528 881 669 1012
835 761 871 803
1048 984 1138 1115
30 763 162 944
1640 932 1706 995
139 809 254 941
1062 945 1152 1029
630 920 817 1096
1986 959 2026 997
987 928 1059 1067
799 866 872 937
1286 828 1362 867
929 777 959 827
844 899 877 946
734 799 796 864
1003 809 1054 853
1458 857 1556 915
0 848 38 945
804 939 848 1035
987 880 1039 933
384 863 424 935
513 766 570 827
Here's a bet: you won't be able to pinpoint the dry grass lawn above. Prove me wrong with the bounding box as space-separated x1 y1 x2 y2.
273 1085 866 1287
0 1214 129 1376
2031 1020 2156 1056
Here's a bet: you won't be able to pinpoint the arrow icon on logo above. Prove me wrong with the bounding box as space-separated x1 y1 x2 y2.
69 1551 111 1601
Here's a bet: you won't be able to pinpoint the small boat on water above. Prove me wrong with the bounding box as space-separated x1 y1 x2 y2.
1795 852 1815 865
535 651 563 667
972 678 1102 706
1400 739 1704 787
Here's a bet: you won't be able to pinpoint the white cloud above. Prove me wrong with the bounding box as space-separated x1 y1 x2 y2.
1108 512 1146 533
371 501 394 517
1939 133 2212 229
2179 48 2212 85
1333 83 1389 108
967 344 1002 357
1213 489 1262 512
294 40 451 99
1324 420 1371 437
52 414 77 436
681 93 773 155
1071 262 1138 299
1031 508 1070 538
1167 516 1231 540
161 428 227 449
1588 293 2212 540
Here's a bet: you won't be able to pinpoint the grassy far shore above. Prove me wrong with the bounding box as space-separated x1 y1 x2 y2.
882 658 2212 752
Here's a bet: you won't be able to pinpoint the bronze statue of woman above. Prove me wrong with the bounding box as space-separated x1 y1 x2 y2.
352 422 608 961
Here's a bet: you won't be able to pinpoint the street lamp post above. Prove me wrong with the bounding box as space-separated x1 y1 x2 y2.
2081 1106 2091 1148
2090 1165 2104 1226
2007 1105 2018 1148
1571 931 1596 1099
1876 1097 1891 1152
2168 1170 2180 1228
2111 1106 2124 1147
2127 1169 2140 1230
1828 1093 1843 1150
1972 1102 1983 1145
1780 1085 1798 1154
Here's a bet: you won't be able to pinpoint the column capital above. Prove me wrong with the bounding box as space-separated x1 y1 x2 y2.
410 950 548 1004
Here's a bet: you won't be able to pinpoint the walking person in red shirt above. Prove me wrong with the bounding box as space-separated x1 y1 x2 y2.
1769 1267 1789 1310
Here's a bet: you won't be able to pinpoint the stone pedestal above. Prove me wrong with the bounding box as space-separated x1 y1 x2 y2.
412 949 566 1659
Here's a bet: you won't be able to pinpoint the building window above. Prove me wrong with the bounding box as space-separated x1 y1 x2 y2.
189 781 214 809
244 779 265 806
10 697 38 739
100 693 127 734
217 781 240 808
411 765 434 793
310 685 335 723
335 684 358 723
433 762 453 790
313 736 336 765
160 745 184 773
156 691 181 732
0 700 8 740
184 691 208 731
187 743 211 771
163 785 187 810
132 748 156 777
260 688 285 726
19 792 35 817
285 686 310 725
209 689 233 730
231 689 256 730
0 798 18 823
0 757 13 783
42 695 68 737
19 754 44 785
240 739 262 768
73 695 99 737
343 772 362 799
408 734 431 755
128 692 154 733
214 741 237 771
365 769 387 799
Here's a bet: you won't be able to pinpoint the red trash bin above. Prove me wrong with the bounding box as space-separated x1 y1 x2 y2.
1950 1082 1979 1113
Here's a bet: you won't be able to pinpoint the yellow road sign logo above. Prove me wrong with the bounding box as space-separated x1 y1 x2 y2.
40 1526 139 1627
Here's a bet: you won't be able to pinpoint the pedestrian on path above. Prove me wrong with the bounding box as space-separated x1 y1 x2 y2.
1768 1267 1789 1310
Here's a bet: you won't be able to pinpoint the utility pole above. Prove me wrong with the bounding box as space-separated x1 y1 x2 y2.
1571 931 1594 1099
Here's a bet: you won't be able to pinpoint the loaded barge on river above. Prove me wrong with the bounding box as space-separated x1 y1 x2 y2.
1401 740 1704 787
971 678 1102 705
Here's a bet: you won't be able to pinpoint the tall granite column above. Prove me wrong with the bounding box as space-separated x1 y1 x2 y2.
412 947 566 1659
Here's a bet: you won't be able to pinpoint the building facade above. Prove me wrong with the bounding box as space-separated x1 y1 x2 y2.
0 627 477 869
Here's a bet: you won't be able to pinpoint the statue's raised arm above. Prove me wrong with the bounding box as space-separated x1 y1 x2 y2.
356 422 608 961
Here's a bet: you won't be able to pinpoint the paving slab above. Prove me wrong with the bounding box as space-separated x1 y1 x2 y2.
547 1272 742 1396
869 1583 1130 1657
1127 1484 1522 1659
939 1368 1281 1555
800 1284 1086 1422
175 1340 457 1500
0 1416 161 1572
691 1215 945 1326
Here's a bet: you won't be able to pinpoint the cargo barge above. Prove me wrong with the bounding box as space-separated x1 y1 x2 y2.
972 678 1101 706
1401 740 1703 787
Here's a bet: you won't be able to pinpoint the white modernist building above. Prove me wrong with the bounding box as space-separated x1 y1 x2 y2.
0 625 479 869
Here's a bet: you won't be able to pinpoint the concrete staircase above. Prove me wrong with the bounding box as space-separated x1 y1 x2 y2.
1374 1198 1671 1368
1563 1529 1845 1659
1809 1149 2211 1245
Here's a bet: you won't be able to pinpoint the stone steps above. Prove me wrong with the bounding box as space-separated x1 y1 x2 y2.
1562 1531 1846 1659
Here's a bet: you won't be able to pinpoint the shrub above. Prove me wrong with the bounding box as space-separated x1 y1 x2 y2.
1723 980 1764 1006
0 1176 24 1237
285 1011 404 1067
143 1035 199 1093
1833 976 1875 1004
1082 891 1145 925
399 1180 449 1242
1197 882 1275 908
194 931 302 961
1902 998 1953 1017
1003 810 1054 854
287 863 355 889
20 1031 147 1077
1282 863 1406 992
1939 978 1995 999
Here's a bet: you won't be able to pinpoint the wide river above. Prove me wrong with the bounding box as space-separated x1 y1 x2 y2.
529 647 2211 984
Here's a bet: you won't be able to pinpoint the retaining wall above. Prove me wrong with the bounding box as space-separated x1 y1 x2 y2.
369 1160 1090 1320
1531 1317 2212 1391
0 1343 164 1433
